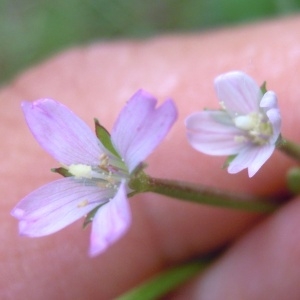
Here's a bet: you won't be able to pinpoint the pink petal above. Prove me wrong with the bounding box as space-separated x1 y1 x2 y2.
260 91 278 109
112 90 177 172
89 181 131 257
228 145 274 177
267 108 281 144
261 91 281 144
248 145 275 177
22 99 102 166
214 71 262 115
186 111 245 155
11 178 115 237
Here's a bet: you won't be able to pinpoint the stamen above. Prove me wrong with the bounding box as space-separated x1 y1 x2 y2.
234 135 247 143
233 112 273 145
77 199 89 208
99 153 109 168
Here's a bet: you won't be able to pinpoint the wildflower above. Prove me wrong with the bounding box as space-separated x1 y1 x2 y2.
11 90 177 256
185 71 281 177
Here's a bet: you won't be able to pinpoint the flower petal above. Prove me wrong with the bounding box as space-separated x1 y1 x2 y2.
112 90 177 172
267 108 281 144
11 178 115 237
185 111 245 155
247 145 275 177
22 99 102 166
260 91 278 109
261 91 281 144
89 181 131 257
214 71 262 115
228 145 275 177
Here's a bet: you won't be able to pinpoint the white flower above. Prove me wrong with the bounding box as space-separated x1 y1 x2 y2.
185 71 281 177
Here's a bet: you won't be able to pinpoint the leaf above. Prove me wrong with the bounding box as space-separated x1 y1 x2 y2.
116 259 210 300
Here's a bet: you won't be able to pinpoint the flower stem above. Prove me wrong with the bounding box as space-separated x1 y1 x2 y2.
130 172 278 213
276 136 300 162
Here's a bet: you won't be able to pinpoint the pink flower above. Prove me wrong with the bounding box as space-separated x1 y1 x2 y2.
11 90 177 256
185 71 281 177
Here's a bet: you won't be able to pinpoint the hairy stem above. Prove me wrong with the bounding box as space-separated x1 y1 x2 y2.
277 136 300 161
129 172 278 213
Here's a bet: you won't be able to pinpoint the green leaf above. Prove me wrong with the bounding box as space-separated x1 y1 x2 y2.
51 167 72 177
94 118 120 158
116 259 210 300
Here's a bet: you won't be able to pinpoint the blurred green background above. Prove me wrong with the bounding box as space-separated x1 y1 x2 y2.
1 0 300 83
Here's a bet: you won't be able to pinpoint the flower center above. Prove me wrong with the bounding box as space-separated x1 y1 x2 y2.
68 164 93 178
67 154 129 189
234 112 273 145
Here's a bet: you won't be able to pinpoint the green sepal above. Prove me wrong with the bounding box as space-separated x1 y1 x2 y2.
223 154 237 169
275 134 283 148
51 167 72 177
131 162 147 177
287 167 300 194
260 81 267 94
94 118 121 158
82 202 107 228
127 163 149 196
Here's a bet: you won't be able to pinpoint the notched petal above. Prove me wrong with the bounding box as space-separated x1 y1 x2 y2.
214 71 262 115
112 90 177 172
22 99 102 166
89 181 131 257
11 178 114 237
186 111 244 155
260 91 278 109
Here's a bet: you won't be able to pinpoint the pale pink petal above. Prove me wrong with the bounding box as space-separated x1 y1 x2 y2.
112 90 177 172
11 178 115 237
267 108 281 144
22 99 103 166
228 145 274 177
89 181 131 257
214 71 262 115
228 147 260 175
111 90 156 157
186 111 245 155
247 145 275 177
260 91 278 109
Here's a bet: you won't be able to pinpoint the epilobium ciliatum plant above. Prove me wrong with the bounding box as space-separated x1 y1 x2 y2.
11 71 300 299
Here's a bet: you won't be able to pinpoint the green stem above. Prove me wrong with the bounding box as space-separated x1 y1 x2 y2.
130 173 278 213
277 136 300 161
116 259 210 300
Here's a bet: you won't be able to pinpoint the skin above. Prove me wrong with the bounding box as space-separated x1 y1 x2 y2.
1 15 300 300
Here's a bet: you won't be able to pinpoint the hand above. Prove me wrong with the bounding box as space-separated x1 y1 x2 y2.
1 15 300 299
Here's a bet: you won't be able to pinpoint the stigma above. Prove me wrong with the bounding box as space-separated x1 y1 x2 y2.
68 164 93 178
